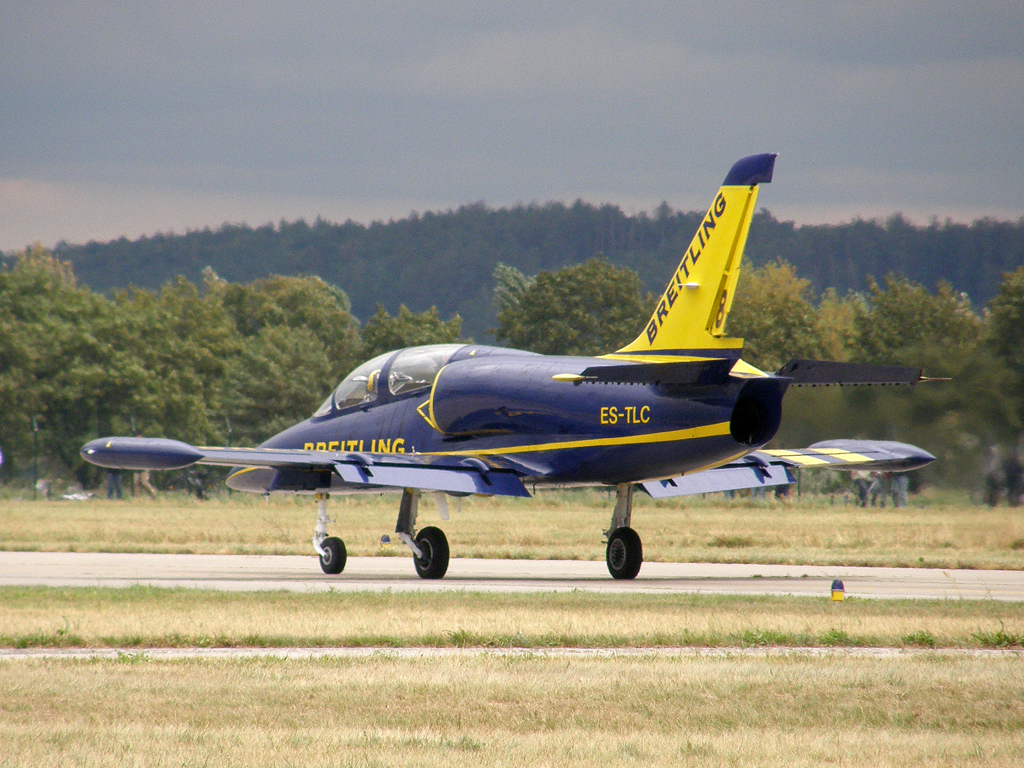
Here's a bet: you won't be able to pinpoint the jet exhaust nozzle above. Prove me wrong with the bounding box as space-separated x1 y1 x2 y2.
729 379 785 447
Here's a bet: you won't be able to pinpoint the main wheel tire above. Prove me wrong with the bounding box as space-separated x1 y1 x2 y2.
319 536 347 574
606 527 642 580
413 526 450 580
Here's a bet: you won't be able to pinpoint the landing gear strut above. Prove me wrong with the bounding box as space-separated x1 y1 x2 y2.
395 488 450 579
605 484 642 580
313 492 347 574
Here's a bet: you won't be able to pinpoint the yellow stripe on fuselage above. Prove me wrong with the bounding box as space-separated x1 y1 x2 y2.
427 421 732 457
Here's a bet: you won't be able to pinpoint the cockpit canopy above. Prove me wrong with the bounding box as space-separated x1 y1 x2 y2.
313 344 465 417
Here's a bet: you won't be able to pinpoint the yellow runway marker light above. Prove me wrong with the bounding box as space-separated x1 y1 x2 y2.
831 579 845 601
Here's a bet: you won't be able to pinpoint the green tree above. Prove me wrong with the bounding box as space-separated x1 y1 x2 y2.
853 276 981 368
814 288 863 362
726 261 825 372
207 270 362 380
986 266 1024 430
0 245 146 480
112 277 241 446
781 274 1021 486
494 258 655 356
223 325 334 446
988 266 1024 380
360 305 463 359
492 263 534 317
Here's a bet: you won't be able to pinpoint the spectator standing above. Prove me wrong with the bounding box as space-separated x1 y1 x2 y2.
868 471 887 507
1004 447 1023 508
984 446 1003 507
891 473 909 508
133 470 158 498
106 470 123 499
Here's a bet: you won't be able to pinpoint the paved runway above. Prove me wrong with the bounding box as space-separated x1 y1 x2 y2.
3 551 1024 600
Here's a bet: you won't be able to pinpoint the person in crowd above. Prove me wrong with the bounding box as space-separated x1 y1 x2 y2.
1004 446 1023 508
106 469 123 499
851 471 869 507
133 469 158 498
984 446 1003 507
868 471 887 507
891 473 909 508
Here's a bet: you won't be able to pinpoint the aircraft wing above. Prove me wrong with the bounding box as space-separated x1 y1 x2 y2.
80 437 532 498
639 439 934 498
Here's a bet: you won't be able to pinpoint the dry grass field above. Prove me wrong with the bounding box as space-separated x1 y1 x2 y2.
2 488 1024 569
2 587 1023 649
2 654 1023 767
4 489 1024 766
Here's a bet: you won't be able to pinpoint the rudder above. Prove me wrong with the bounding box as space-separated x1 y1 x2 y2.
616 153 776 357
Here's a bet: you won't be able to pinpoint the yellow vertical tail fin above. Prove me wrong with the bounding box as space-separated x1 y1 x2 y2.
617 153 776 357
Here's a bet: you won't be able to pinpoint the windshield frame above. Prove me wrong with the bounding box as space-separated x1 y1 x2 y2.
311 344 466 418
311 350 396 418
386 344 466 398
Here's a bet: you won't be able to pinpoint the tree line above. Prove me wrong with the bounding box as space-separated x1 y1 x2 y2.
31 204 1024 342
2 243 1022 489
0 246 460 487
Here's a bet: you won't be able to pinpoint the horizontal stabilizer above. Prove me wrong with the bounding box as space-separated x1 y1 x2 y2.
563 358 733 386
777 359 923 386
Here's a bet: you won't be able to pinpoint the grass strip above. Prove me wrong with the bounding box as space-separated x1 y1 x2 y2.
3 585 1023 650
2 654 1023 766
4 489 1024 570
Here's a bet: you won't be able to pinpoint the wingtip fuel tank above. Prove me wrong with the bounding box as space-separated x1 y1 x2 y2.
81 437 204 471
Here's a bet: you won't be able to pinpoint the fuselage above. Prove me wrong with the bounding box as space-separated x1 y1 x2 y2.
230 344 789 493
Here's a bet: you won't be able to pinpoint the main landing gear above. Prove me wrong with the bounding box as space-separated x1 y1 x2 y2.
605 484 643 580
314 485 640 581
312 489 450 579
313 492 347 574
395 488 450 579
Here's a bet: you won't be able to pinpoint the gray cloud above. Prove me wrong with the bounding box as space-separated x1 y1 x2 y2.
2 1 1022 250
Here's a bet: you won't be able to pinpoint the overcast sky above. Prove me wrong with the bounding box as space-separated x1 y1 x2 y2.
2 1 1022 251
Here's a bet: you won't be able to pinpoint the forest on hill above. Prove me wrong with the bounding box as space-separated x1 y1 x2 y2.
42 204 1024 341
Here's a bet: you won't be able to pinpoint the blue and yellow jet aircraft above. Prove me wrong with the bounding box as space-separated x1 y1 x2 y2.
82 154 934 580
